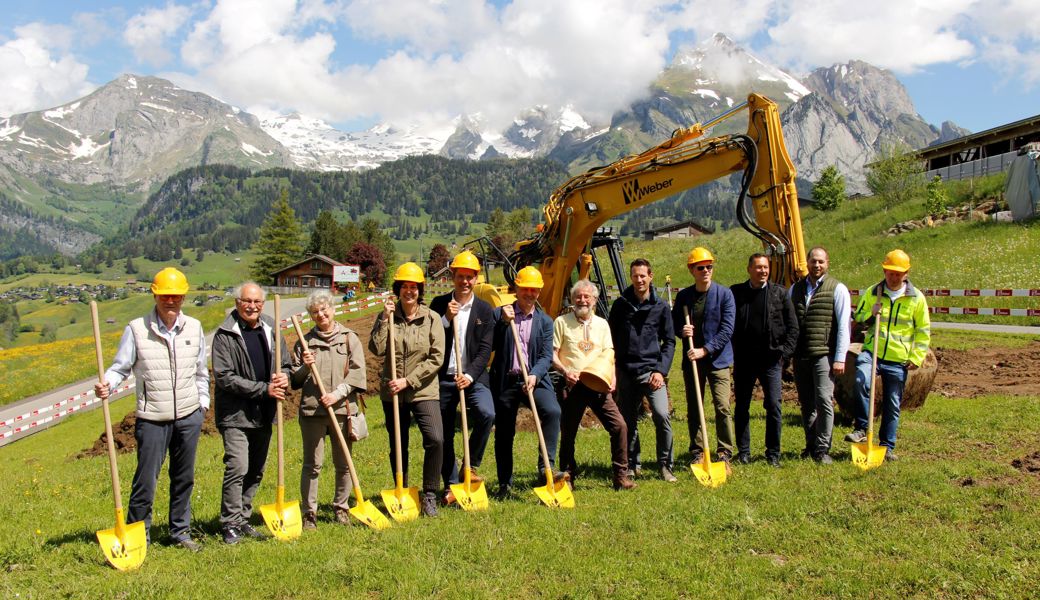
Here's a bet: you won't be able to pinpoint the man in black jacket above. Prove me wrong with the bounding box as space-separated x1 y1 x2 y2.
430 251 496 504
608 258 677 482
212 281 291 544
730 254 798 467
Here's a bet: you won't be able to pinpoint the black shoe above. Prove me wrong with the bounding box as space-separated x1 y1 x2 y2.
494 484 514 500
815 454 834 465
767 456 781 468
844 429 867 443
800 448 812 459
735 453 751 465
238 523 265 539
689 452 704 466
716 450 732 463
221 526 242 545
176 537 203 552
420 494 439 518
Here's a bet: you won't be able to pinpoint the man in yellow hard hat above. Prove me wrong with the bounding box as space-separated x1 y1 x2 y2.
843 249 931 461
94 267 209 551
429 251 496 505
671 247 736 467
489 266 566 498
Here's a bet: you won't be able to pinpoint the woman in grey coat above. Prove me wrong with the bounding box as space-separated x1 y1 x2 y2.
291 290 367 530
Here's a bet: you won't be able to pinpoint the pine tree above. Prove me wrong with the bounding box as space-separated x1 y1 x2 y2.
250 190 305 285
307 210 346 260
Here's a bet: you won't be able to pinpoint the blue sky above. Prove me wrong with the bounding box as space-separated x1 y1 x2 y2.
2 0 1038 135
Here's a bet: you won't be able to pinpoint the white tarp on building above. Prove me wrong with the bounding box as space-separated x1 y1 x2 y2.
1005 149 1040 221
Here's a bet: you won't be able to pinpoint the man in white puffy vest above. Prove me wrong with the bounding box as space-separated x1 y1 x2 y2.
94 267 210 552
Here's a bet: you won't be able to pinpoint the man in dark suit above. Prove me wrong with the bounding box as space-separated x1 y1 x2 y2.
430 251 496 505
489 266 564 499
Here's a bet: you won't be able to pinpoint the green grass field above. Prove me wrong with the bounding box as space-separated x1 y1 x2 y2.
0 331 1037 599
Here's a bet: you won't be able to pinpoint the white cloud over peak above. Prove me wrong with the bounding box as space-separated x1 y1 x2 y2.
124 3 194 66
0 24 93 116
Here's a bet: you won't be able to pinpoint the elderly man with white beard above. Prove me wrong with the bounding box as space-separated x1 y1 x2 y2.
552 279 634 491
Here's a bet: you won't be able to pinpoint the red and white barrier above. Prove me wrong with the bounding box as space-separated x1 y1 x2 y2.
850 288 1040 297
0 382 134 441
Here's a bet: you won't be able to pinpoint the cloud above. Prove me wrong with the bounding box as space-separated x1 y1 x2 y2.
125 3 194 66
0 24 94 116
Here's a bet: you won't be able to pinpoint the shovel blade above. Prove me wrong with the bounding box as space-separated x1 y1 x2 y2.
691 460 727 488
349 499 393 530
450 481 489 512
381 487 420 522
533 479 575 508
96 520 147 571
259 500 302 541
851 442 887 470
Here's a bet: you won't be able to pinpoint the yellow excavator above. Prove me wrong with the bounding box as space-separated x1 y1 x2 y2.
472 93 807 315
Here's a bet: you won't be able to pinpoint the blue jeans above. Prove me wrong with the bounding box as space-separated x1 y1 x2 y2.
854 351 907 450
617 370 673 470
439 381 494 486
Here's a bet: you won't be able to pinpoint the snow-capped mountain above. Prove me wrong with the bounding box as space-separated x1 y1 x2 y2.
260 113 454 170
0 74 291 191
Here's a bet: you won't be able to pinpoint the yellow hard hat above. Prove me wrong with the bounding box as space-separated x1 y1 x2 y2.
450 250 481 272
151 267 189 295
393 262 425 283
687 247 715 265
881 249 911 273
514 266 544 289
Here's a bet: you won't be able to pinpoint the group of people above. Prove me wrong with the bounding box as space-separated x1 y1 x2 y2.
93 244 930 550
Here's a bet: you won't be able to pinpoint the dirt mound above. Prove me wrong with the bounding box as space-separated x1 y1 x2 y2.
1012 452 1040 475
931 341 1040 399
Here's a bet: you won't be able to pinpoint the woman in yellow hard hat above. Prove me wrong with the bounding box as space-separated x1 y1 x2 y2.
368 262 445 517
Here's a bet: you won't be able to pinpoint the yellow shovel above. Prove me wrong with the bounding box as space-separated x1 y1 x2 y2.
90 301 147 571
510 320 574 508
291 316 391 530
684 307 727 488
852 317 887 470
259 296 302 539
449 318 489 511
378 309 421 522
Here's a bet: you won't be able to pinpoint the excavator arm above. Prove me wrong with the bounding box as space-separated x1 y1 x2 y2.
507 93 807 318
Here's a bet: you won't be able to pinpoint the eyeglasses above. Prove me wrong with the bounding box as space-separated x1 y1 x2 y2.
692 265 714 272
237 298 264 305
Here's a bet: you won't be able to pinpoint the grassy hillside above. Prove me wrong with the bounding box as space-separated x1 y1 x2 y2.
620 195 1039 322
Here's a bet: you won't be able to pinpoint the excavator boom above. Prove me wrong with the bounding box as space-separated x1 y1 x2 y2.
507 93 807 318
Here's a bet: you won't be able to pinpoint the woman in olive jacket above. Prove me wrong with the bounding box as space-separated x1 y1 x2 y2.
369 262 445 517
291 291 367 529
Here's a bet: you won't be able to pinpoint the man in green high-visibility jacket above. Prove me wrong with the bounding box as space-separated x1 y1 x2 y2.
843 249 930 462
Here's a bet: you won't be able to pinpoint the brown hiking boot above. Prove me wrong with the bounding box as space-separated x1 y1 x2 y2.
612 472 637 491
334 508 352 526
302 512 317 531
463 467 484 484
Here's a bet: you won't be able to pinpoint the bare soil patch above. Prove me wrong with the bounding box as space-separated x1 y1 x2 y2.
1012 451 1040 475
931 341 1040 399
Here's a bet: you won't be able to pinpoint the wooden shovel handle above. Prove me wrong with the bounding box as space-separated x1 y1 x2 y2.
453 317 472 480
90 301 124 514
387 307 406 482
509 320 554 479
274 295 285 494
684 307 712 461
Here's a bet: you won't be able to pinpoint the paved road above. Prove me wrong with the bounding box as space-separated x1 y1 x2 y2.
0 296 312 448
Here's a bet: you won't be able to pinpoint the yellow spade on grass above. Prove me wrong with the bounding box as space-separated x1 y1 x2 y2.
509 321 574 508
684 307 727 488
259 296 302 539
449 318 489 511
90 301 147 570
378 311 421 522
291 316 391 530
852 317 887 470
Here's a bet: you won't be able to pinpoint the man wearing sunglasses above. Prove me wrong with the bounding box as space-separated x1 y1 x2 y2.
671 247 736 468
